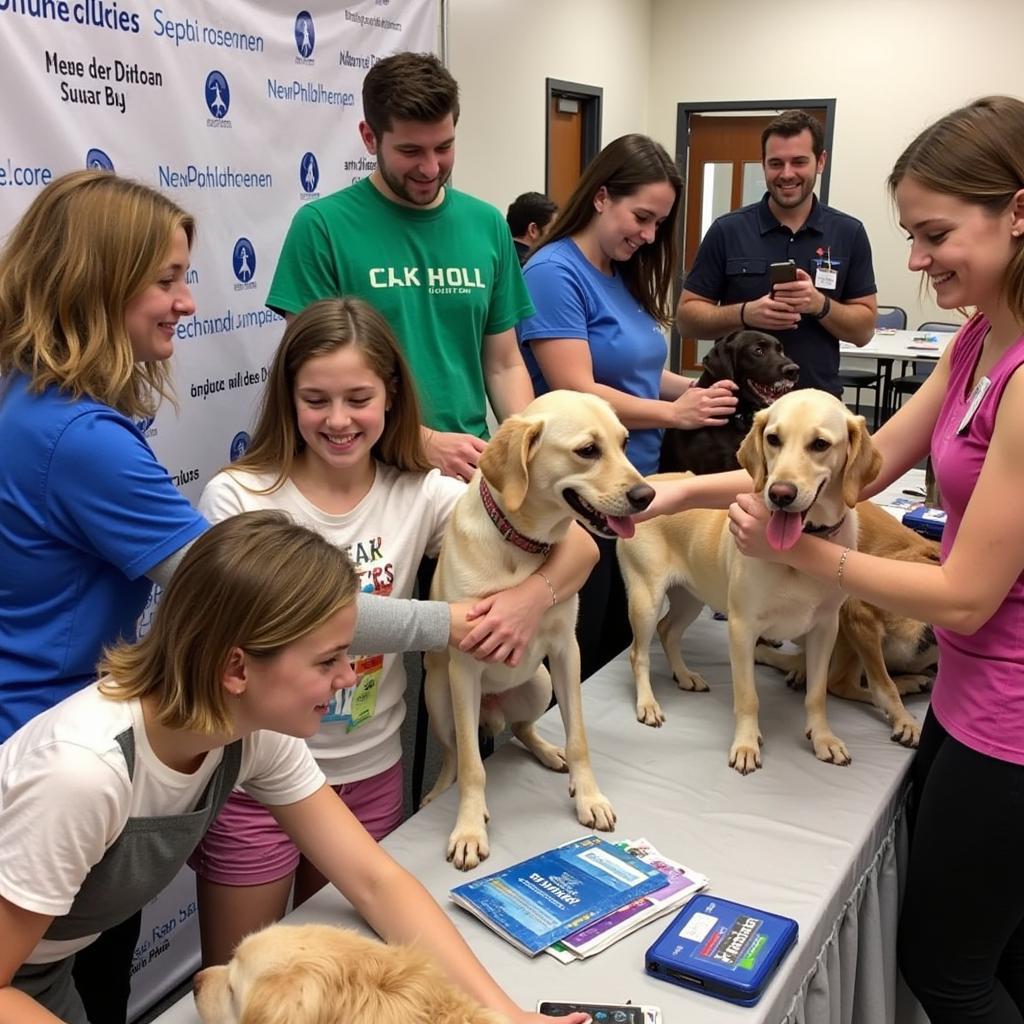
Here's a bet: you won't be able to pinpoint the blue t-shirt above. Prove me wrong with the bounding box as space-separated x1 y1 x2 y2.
0 375 207 739
518 238 667 474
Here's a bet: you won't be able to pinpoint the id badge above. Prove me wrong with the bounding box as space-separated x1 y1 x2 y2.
322 654 383 731
957 376 991 434
814 267 838 290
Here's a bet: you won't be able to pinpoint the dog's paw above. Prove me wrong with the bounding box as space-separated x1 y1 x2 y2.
729 742 762 775
534 742 568 772
892 673 933 695
674 670 709 693
784 670 807 691
889 714 921 748
808 729 851 765
576 792 616 831
636 699 665 727
447 826 490 871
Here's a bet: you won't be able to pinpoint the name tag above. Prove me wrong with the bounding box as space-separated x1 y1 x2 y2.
957 375 992 434
815 267 838 290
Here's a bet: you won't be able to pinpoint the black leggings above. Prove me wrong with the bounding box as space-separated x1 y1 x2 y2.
71 911 141 1024
575 536 633 682
898 707 1024 1022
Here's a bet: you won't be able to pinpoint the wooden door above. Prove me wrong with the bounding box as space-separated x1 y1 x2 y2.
678 108 826 369
548 95 584 208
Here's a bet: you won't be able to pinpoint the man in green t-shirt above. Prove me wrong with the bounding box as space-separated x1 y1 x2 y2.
267 52 535 481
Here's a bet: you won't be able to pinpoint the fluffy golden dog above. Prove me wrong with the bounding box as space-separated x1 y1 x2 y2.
422 390 654 869
193 924 509 1024
755 499 938 747
618 389 880 773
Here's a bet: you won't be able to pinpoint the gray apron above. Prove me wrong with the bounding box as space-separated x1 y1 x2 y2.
12 728 243 1023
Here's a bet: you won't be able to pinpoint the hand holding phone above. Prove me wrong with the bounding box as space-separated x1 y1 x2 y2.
769 260 797 298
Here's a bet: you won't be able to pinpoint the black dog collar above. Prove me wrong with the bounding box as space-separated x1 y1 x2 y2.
803 514 847 540
478 477 552 556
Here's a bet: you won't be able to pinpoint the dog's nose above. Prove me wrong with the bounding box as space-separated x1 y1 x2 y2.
782 363 799 381
627 483 656 511
768 482 798 507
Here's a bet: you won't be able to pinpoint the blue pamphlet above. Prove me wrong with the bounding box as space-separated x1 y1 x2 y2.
645 894 798 1006
449 835 669 956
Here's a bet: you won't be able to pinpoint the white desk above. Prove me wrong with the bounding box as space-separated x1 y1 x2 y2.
154 614 930 1024
841 329 953 422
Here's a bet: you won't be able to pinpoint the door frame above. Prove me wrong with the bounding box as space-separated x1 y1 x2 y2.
545 78 603 197
671 98 837 370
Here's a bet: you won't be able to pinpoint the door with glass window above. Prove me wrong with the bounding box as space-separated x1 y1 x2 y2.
679 108 827 369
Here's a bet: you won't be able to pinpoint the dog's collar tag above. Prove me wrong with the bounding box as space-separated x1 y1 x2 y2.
957 375 991 435
478 477 553 556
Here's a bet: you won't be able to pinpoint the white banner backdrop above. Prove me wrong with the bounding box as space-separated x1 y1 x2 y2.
1 0 439 1016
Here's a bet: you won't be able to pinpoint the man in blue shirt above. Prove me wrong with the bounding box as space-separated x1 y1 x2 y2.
678 111 877 395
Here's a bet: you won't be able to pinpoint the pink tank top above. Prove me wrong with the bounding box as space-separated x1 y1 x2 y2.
931 313 1024 763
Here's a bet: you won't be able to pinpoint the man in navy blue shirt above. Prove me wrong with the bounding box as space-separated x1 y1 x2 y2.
678 111 877 395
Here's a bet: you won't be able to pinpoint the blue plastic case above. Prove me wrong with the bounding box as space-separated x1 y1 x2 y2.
644 895 798 1006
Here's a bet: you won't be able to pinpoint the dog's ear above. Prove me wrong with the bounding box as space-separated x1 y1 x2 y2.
478 416 544 512
842 414 882 508
737 409 769 493
702 333 739 383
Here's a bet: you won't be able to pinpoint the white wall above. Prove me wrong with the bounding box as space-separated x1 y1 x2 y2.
647 0 1024 329
446 0 652 213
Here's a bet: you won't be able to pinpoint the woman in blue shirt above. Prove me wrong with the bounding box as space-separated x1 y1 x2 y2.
519 134 737 678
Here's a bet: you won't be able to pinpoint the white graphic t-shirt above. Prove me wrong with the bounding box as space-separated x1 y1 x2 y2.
199 463 464 782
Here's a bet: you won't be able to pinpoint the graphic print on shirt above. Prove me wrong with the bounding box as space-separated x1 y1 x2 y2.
367 264 490 296
322 534 393 732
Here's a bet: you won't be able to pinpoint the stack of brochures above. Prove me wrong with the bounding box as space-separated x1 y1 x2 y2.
449 835 675 956
546 837 709 962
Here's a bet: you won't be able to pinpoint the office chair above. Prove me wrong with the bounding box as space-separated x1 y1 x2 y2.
889 321 958 411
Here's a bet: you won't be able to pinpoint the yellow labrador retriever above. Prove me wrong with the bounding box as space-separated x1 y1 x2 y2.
193 923 508 1024
422 390 654 869
618 389 880 773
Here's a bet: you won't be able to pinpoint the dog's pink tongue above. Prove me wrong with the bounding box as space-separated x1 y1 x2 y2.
766 510 803 551
606 515 636 539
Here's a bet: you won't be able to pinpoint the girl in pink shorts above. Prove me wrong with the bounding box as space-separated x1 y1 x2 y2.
188 298 596 966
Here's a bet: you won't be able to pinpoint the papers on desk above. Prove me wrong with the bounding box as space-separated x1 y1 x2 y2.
546 838 709 963
907 333 941 351
877 495 946 539
448 835 676 956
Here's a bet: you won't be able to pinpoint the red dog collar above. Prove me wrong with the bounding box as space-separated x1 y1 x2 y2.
478 477 552 556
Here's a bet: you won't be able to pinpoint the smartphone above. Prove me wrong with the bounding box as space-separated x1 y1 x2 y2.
769 260 797 296
537 1001 662 1024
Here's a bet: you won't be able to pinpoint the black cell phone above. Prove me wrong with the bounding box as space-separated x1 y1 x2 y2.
537 1002 651 1024
769 260 797 296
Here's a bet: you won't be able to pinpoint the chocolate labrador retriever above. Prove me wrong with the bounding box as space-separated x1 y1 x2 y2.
660 330 799 474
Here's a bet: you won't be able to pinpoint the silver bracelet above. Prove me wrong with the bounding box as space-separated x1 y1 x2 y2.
533 570 557 606
836 547 851 590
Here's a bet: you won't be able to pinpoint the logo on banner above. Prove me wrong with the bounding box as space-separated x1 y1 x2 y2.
205 70 231 126
294 11 315 62
86 148 115 171
230 431 251 462
232 237 257 290
299 152 320 198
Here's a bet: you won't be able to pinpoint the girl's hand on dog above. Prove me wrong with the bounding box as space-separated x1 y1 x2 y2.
729 491 789 562
453 581 548 666
519 1013 591 1024
671 379 739 428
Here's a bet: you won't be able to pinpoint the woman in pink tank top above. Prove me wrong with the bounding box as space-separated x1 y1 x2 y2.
725 96 1024 1023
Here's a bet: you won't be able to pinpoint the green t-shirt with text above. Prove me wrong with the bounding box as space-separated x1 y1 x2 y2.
267 178 533 438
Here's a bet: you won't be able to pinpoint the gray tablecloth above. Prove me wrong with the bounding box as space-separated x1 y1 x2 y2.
154 611 931 1023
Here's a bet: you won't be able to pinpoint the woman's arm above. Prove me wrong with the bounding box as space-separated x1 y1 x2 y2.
637 468 754 520
459 522 599 665
0 897 62 1024
272 787 586 1024
729 371 1024 633
530 338 736 430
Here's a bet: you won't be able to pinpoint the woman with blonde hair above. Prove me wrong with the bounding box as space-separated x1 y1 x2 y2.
0 169 206 1021
0 513 589 1024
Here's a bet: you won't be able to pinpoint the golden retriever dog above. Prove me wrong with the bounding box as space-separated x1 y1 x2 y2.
755 499 938 747
422 390 654 869
193 923 508 1024
618 389 880 774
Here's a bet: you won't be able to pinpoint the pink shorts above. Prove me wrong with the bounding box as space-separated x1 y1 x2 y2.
188 760 405 886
